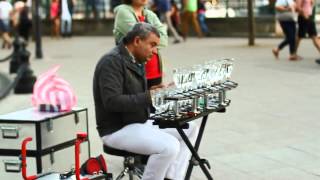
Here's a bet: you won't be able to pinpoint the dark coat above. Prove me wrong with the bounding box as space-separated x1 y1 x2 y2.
93 42 152 137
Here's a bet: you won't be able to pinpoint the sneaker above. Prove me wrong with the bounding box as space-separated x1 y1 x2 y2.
316 58 320 65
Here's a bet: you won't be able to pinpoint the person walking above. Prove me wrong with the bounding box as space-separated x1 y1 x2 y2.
180 0 203 40
113 0 168 88
197 0 210 36
50 0 60 38
154 0 183 43
272 0 299 60
13 0 32 41
60 0 74 37
0 0 13 49
295 0 320 63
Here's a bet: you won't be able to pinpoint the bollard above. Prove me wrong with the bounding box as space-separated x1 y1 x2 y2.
14 47 36 94
9 37 27 74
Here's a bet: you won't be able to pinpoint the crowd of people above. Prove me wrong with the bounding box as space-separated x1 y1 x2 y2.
111 0 212 43
273 0 320 64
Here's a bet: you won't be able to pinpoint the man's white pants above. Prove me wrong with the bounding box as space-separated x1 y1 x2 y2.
102 120 198 180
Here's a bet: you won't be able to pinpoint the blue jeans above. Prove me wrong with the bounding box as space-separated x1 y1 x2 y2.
198 13 209 34
61 19 72 35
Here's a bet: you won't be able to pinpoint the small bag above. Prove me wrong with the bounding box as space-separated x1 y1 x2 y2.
80 154 108 175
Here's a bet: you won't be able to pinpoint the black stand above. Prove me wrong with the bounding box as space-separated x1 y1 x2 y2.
152 106 228 180
178 115 213 180
184 115 211 180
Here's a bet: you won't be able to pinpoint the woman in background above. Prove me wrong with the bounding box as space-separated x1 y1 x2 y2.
113 0 168 89
272 0 299 60
50 0 60 38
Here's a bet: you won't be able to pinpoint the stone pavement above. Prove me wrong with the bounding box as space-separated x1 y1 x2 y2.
0 37 320 180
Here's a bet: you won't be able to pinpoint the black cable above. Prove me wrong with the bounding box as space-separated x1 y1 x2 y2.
0 63 28 100
0 52 13 63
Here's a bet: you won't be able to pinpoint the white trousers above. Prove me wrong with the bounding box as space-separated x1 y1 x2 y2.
101 120 198 180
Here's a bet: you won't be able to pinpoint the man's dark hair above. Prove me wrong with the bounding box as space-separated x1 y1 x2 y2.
123 22 160 44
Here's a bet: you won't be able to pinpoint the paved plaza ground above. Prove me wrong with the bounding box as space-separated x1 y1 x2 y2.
0 37 320 180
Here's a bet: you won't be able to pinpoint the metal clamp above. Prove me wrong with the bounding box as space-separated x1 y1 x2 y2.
50 150 55 164
3 160 21 173
46 119 53 133
1 126 20 139
74 112 79 124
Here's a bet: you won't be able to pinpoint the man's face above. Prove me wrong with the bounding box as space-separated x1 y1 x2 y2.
132 0 149 6
132 32 160 63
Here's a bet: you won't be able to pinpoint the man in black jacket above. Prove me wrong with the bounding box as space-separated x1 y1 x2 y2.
93 23 198 180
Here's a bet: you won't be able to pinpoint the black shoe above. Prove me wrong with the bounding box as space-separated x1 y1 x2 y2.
173 39 181 44
315 58 320 65
205 32 212 37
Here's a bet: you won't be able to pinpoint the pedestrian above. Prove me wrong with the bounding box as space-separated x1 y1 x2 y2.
296 0 320 63
60 0 74 37
0 0 13 49
198 0 210 36
272 0 299 60
154 0 183 43
50 0 60 38
180 0 203 39
13 0 32 41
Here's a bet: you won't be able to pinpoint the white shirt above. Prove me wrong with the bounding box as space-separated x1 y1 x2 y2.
61 0 71 20
0 1 13 20
276 0 295 7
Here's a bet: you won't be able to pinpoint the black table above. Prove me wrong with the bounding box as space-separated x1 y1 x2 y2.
151 105 227 180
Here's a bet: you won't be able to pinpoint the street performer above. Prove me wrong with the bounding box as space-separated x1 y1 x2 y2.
93 22 198 180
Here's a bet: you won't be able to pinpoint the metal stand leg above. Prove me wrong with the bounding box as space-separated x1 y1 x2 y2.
115 156 144 180
129 170 134 180
178 115 213 180
116 167 129 180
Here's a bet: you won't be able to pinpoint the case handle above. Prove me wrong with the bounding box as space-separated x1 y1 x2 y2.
3 160 21 173
1 126 20 139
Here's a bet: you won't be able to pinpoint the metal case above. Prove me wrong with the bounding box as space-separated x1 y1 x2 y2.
0 142 89 180
0 107 90 179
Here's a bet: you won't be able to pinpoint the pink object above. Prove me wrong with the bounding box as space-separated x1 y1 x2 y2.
50 1 59 19
32 65 77 112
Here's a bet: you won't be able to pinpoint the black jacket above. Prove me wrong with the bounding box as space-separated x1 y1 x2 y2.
93 42 152 137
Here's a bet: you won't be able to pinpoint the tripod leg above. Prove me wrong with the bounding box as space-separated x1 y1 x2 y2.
129 170 134 180
116 167 129 180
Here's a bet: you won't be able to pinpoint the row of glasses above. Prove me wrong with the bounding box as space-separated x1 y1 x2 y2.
173 58 234 91
151 58 235 117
